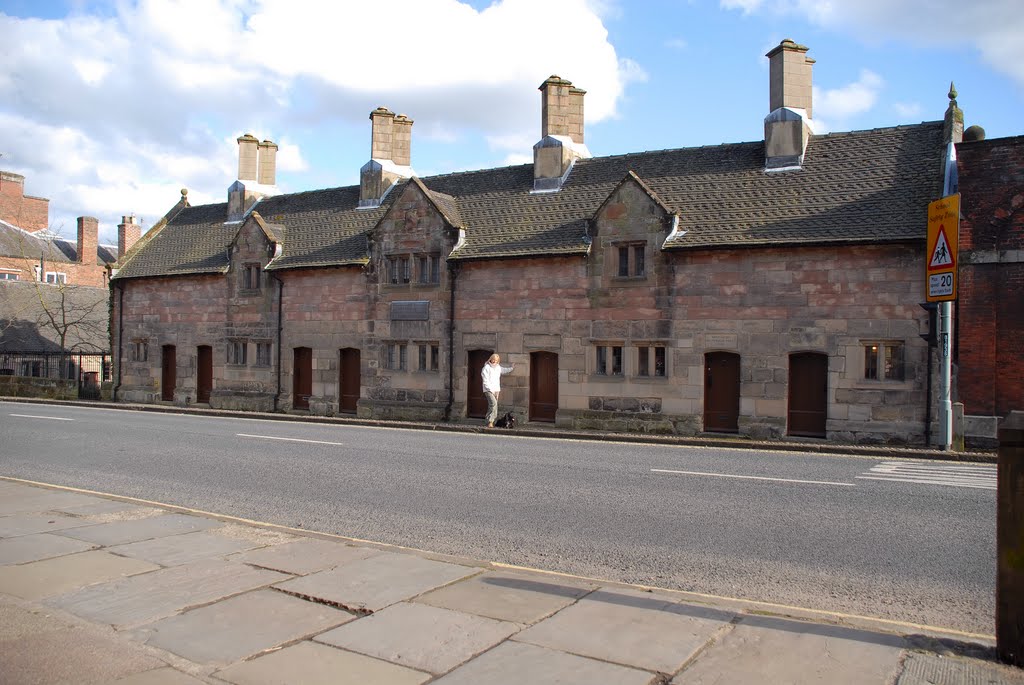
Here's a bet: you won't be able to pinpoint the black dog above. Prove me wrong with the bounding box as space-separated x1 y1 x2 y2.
494 411 517 429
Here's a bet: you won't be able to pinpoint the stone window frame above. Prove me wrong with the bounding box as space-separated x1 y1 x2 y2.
130 339 149 363
862 340 905 382
635 342 669 379
255 341 273 367
416 253 442 286
415 341 441 373
385 341 408 371
227 339 248 366
241 262 262 291
612 241 647 280
387 255 412 285
593 341 625 377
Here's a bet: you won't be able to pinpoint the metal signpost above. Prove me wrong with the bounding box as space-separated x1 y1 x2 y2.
926 193 959 450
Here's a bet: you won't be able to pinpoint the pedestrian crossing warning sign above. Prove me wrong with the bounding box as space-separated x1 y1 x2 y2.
926 194 959 302
928 226 955 270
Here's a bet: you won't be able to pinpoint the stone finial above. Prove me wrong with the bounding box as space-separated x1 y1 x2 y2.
948 81 958 102
181 188 188 199
942 82 964 144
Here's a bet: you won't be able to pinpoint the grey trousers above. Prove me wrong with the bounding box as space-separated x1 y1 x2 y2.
484 391 499 425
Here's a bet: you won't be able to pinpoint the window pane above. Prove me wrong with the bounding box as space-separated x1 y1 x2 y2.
596 346 607 375
638 347 649 376
401 258 410 283
884 344 904 380
634 245 645 276
419 344 427 370
864 345 878 379
612 346 622 375
431 344 439 371
399 344 407 370
618 246 629 277
431 255 441 284
418 257 428 283
654 347 666 376
387 344 395 369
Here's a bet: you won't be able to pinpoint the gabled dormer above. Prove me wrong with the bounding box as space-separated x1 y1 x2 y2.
370 177 463 289
589 171 676 285
533 76 591 192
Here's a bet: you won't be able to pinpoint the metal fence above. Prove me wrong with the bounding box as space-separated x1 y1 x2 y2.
0 352 111 399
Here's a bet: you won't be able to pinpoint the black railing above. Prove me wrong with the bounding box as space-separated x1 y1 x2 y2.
0 351 111 399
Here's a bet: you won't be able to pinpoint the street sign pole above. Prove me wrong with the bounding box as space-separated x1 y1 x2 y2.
938 300 952 449
931 143 959 450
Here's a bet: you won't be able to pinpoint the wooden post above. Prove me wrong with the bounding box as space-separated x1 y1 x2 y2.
998 411 1024 666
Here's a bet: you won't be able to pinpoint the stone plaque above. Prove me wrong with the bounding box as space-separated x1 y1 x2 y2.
705 333 737 350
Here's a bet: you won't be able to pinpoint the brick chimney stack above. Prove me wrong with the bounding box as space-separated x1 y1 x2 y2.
118 214 141 258
533 76 590 192
76 216 99 265
257 139 278 185
237 134 259 182
0 171 50 232
393 115 413 167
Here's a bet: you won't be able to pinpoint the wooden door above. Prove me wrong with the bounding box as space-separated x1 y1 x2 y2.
788 352 828 438
196 345 212 403
161 345 176 401
529 351 558 423
293 347 312 410
467 349 491 419
704 352 740 433
339 348 360 414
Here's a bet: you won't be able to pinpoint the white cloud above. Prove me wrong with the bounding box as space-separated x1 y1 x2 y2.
0 0 633 242
814 69 884 123
893 102 923 120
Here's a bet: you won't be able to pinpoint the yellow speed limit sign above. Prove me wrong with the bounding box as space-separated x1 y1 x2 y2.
926 194 959 302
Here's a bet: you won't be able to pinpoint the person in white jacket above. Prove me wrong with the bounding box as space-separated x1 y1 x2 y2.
481 353 514 427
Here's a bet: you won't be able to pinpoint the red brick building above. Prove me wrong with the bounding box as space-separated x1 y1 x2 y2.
956 133 1024 444
111 40 970 445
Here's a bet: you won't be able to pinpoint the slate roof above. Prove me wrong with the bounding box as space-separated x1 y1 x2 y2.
113 121 945 279
0 281 110 352
0 221 119 266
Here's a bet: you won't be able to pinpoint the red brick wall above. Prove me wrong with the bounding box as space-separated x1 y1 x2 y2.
0 172 50 231
956 136 1024 417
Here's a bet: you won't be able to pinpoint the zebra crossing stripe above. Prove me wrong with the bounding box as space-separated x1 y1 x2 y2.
856 461 996 490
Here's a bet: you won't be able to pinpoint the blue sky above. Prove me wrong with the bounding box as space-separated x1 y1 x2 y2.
1 0 1021 245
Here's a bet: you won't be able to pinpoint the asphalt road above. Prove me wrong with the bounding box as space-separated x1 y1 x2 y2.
0 401 996 635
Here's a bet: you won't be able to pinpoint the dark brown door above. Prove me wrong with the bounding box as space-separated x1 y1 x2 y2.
196 345 212 403
161 345 176 401
467 349 491 418
704 352 740 433
529 351 558 423
339 348 360 414
293 347 312 410
789 352 828 437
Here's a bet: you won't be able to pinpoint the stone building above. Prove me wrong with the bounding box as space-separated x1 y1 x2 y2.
111 40 964 445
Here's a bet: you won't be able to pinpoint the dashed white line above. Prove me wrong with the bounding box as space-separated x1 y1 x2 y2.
651 468 854 487
237 433 345 447
9 414 75 421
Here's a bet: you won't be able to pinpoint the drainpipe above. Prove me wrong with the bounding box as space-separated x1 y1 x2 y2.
270 273 284 411
113 282 124 400
444 261 459 421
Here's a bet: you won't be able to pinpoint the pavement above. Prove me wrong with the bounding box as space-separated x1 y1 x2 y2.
1 475 1021 685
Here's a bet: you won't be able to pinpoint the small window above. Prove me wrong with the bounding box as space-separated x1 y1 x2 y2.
614 242 646 279
430 255 441 284
44 271 67 284
228 340 248 365
418 344 428 370
418 256 429 284
595 344 623 376
0 272 18 281
389 256 411 285
417 343 440 372
242 263 261 290
864 342 904 381
130 340 148 362
255 342 272 367
637 345 667 377
386 343 407 371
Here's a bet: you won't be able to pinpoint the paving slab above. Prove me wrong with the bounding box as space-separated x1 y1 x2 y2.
432 640 655 685
0 531 97 565
0 511 99 538
47 558 289 628
515 586 733 674
274 551 479 613
674 614 907 684
108 667 210 684
57 513 223 546
110 529 266 566
0 614 164 685
0 550 159 600
131 589 352 666
230 536 380 575
316 601 520 674
896 650 1024 684
50 498 156 518
214 640 432 685
0 488 99 516
416 570 595 625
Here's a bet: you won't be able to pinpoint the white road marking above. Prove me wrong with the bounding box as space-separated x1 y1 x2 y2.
651 468 854 486
237 433 345 447
856 461 996 490
9 414 75 421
